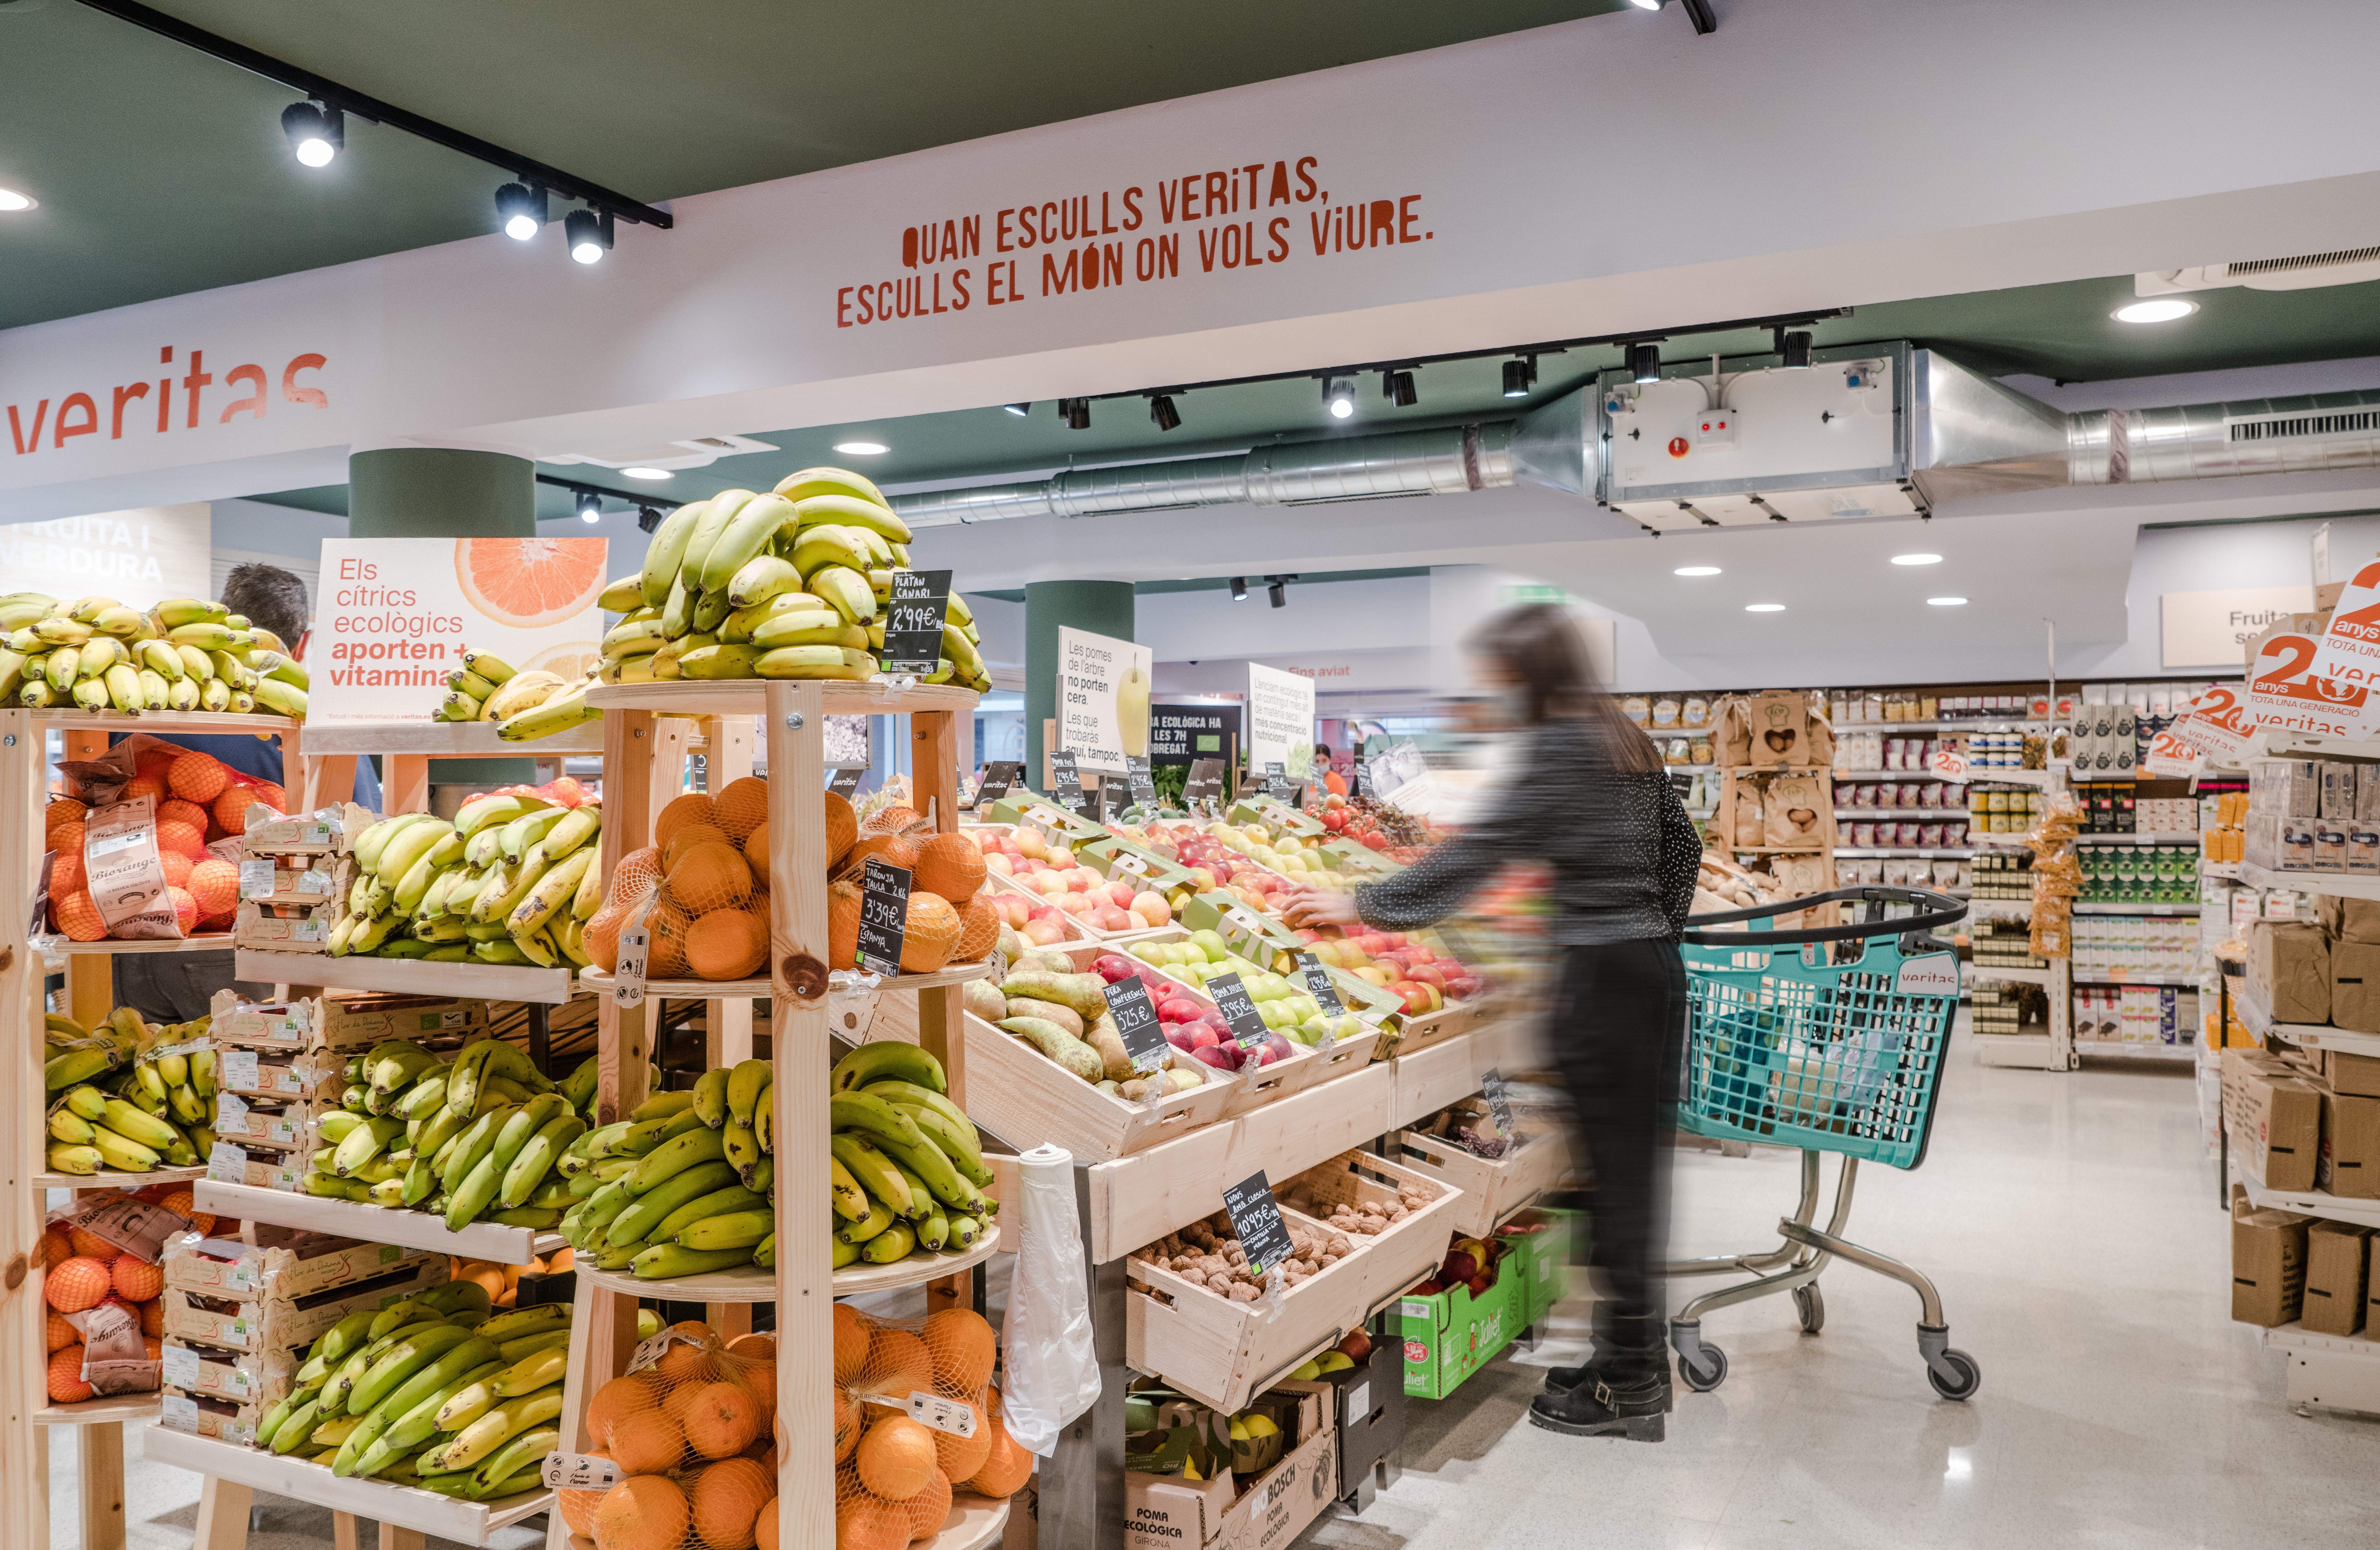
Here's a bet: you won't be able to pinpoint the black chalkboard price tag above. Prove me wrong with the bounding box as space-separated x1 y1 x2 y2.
1184 758 1225 806
1125 754 1157 807
855 857 912 976
1049 749 1087 813
1293 952 1345 1015
879 569 952 674
1222 1171 1296 1277
1205 971 1270 1051
1101 978 1169 1075
1482 1067 1514 1137
975 761 1021 806
827 766 863 799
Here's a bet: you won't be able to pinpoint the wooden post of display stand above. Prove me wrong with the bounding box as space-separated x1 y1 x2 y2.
1 710 51 1550
700 712 756 1341
547 709 659 1550
765 682 836 1550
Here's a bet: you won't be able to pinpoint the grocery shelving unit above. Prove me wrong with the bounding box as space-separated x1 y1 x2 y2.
555 677 1009 1550
1 707 305 1550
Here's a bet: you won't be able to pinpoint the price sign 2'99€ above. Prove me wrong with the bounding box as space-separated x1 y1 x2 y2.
879 569 953 675
856 857 914 976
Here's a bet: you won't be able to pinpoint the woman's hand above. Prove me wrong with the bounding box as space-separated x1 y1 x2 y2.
1278 885 1361 929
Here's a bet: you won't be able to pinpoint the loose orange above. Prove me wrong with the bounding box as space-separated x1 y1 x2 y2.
456 535 608 629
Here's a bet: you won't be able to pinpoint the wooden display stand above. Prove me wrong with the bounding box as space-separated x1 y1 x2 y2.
555 679 1003 1550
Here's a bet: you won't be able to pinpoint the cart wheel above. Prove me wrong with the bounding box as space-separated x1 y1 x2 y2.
1926 1348 1981 1401
1678 1343 1728 1392
1793 1284 1824 1335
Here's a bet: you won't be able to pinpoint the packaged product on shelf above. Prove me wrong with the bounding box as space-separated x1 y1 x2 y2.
1123 1377 1339 1550
2298 1222 2373 1336
2229 1197 2309 1326
2247 921 2330 1024
2221 1050 2322 1191
160 1247 451 1356
2315 1085 2380 1197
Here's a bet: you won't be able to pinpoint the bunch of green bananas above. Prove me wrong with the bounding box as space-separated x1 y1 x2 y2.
44 1009 218 1174
591 465 989 691
557 1042 995 1280
433 645 602 741
329 795 603 966
0 593 308 715
251 1281 570 1499
297 1041 598 1231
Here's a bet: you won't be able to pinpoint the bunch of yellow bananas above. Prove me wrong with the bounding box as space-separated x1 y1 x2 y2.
328 794 602 967
0 593 308 715
592 465 992 690
254 1281 571 1501
43 1008 217 1175
432 645 600 741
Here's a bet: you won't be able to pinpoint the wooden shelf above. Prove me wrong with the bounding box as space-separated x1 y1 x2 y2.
33 1166 207 1191
193 1180 561 1265
143 1425 550 1547
25 709 298 734
37 1393 161 1425
587 679 980 717
41 933 239 955
576 959 997 999
572 1223 1003 1302
297 718 606 756
235 950 579 1004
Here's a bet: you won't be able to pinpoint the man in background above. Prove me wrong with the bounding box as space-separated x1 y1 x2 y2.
111 562 382 1021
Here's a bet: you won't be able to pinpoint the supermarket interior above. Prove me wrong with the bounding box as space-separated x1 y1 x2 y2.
4 2 2380 1548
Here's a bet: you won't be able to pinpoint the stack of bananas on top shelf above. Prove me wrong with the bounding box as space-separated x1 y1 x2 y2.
0 593 307 715
254 1281 572 1499
299 1042 600 1239
44 1008 219 1175
330 787 601 965
556 1041 996 1281
594 465 991 690
433 645 603 742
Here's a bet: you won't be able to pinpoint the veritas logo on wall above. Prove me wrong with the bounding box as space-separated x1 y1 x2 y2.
5 345 331 458
835 155 1434 328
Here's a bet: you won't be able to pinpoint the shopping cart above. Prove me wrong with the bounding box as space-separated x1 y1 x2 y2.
1664 885 1981 1400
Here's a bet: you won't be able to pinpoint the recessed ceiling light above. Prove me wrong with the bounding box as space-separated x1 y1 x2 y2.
1891 553 1942 566
620 466 671 480
833 440 889 456
0 188 35 212
2114 298 2197 325
1745 603 1785 613
1928 596 1968 607
1673 566 1721 577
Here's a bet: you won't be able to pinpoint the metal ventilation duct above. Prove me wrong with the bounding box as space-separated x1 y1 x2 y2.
2069 392 2380 484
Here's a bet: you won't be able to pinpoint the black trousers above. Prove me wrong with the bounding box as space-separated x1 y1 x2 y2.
1546 935 1687 1355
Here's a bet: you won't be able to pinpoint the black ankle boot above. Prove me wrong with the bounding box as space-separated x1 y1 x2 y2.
1528 1369 1670 1439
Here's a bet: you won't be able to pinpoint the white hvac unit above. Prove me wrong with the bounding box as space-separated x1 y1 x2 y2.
2137 248 2380 294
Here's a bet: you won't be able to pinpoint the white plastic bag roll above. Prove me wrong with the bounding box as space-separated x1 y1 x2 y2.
999 1142 1101 1457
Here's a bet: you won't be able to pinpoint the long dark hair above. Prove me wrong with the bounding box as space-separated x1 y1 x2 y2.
1468 603 1662 775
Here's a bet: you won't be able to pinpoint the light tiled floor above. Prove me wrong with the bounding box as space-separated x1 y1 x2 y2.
1311 1029 2380 1550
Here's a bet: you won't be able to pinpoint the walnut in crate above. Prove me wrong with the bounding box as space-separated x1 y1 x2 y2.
1131 1213 1346 1302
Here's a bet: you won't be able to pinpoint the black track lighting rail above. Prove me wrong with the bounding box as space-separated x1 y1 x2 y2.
72 0 673 229
535 472 665 527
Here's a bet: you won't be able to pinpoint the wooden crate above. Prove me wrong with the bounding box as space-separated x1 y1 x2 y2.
1391 1128 1575 1238
1115 928 1384 1113
1124 1151 1459 1412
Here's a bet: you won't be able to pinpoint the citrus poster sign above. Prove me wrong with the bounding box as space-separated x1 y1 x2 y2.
311 536 606 720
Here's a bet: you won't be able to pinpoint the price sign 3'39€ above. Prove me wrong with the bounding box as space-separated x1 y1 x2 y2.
1204 971 1271 1052
856 857 914 977
879 569 953 676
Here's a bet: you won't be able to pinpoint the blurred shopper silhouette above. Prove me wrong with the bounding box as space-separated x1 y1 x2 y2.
1281 603 1697 1440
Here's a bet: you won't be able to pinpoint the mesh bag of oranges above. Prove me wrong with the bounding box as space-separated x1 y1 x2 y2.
828 1304 1030 1550
565 1324 783 1550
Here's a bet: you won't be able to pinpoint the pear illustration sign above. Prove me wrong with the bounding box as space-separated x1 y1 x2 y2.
312 536 607 721
1057 625 1151 775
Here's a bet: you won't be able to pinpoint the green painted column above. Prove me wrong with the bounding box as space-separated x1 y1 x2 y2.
348 448 538 784
1025 579 1134 785
347 448 535 537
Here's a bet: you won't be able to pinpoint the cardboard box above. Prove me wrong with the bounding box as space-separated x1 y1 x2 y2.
2300 1221 2372 1336
160 1256 447 1353
1516 1210 1580 1331
2331 941 2380 1034
2321 1047 2380 1100
157 1391 259 1447
164 1227 434 1302
2223 1050 2324 1191
2249 921 2330 1025
2369 1237 2380 1336
1124 1384 1336 1550
159 1338 301 1408
2320 896 2380 946
1400 1252 1523 1399
1284 1340 1402 1508
2231 1197 2310 1326
2318 1085 2380 1199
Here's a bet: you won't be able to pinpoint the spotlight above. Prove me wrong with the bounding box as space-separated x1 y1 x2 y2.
1230 577 1248 602
833 440 890 456
621 466 671 480
1501 358 1536 399
0 188 36 213
495 182 547 240
281 101 344 168
1776 328 1813 369
575 491 603 523
1891 553 1943 567
1268 578 1287 608
565 207 612 264
1927 596 1969 607
1628 342 1662 383
1629 0 1663 9
2114 299 2196 324
1149 394 1182 432
1383 370 1417 407
1324 379 1355 419
636 506 663 534
1745 603 1785 613
1003 402 1032 416
1673 566 1721 577
1063 398 1092 430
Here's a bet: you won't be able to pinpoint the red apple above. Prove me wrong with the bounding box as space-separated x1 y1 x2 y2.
1338 1330 1372 1362
1092 953 1137 983
1193 1045 1237 1071
1392 982 1434 1016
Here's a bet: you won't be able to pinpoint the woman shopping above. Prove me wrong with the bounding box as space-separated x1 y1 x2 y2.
1280 604 1699 1441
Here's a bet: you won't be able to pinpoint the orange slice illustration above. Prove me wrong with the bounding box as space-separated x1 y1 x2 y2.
455 536 607 628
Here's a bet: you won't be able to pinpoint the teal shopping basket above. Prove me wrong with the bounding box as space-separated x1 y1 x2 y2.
1679 886 1967 1172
